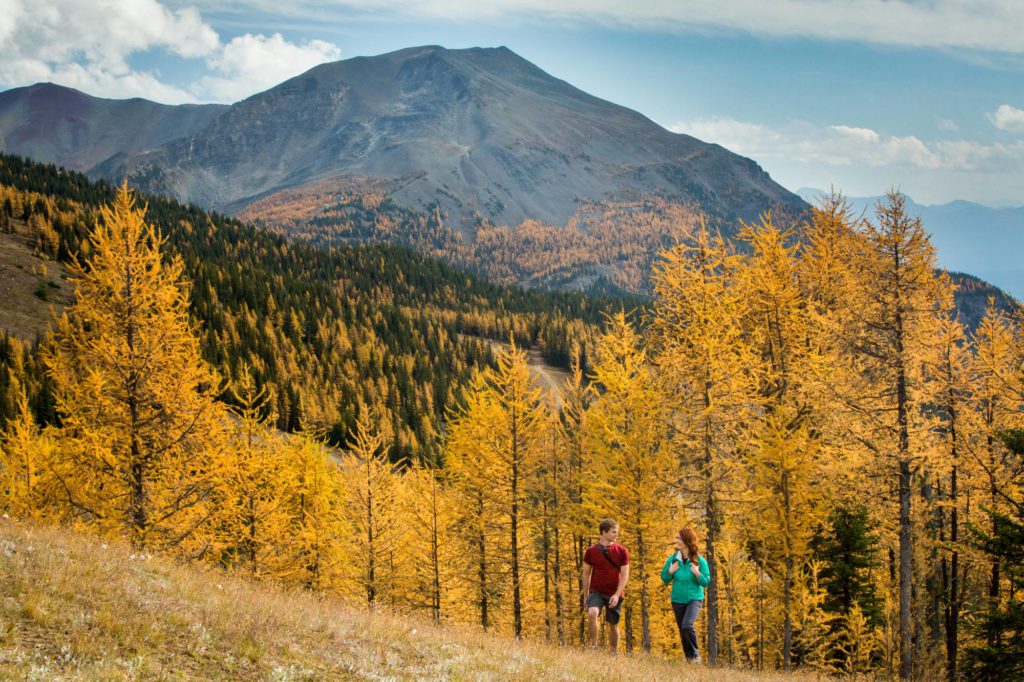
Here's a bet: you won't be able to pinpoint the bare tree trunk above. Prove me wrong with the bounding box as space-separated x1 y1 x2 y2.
783 473 793 672
704 409 720 664
543 501 552 642
757 551 766 671
431 479 441 624
366 456 376 607
553 496 565 645
899 458 913 680
510 406 523 639
943 462 960 682
625 602 634 652
637 526 651 652
476 492 489 630
576 535 586 646
894 296 913 681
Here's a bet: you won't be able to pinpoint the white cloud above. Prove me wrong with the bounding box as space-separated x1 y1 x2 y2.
669 116 1024 204
936 118 959 132
830 125 881 144
0 0 341 103
671 117 1024 174
195 33 341 101
33 61 197 104
989 104 1024 133
190 0 1024 54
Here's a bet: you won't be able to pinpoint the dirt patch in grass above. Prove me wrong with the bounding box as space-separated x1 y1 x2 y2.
0 227 73 339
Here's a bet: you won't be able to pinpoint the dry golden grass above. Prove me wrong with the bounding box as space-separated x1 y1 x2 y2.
0 518 826 681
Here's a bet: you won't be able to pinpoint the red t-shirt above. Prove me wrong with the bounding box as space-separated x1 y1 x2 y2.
584 542 629 596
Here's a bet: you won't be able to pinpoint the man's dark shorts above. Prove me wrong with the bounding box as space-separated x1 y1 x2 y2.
586 591 623 624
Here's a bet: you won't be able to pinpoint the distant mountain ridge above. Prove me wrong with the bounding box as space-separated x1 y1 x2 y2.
0 83 226 172
1 46 807 236
798 188 1024 301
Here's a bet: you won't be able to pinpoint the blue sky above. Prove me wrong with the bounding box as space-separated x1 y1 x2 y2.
5 1 1024 206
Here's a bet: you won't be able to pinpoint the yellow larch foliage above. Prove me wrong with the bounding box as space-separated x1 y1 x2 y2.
825 190 954 680
342 409 403 607
736 214 831 671
586 311 677 653
0 393 60 519
47 182 228 551
651 223 758 664
281 430 346 591
399 461 456 624
216 369 293 578
443 343 548 638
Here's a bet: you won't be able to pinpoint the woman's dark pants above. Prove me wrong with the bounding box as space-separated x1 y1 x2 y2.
672 600 703 660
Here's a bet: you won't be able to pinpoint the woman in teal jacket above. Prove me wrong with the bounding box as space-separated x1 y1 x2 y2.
661 527 710 662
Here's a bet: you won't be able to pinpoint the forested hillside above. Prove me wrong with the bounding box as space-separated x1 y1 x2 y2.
2 155 1023 680
0 154 631 460
239 182 706 292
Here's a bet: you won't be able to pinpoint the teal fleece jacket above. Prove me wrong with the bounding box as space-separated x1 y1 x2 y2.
661 552 710 603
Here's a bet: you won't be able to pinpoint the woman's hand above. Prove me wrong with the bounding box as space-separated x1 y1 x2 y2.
689 562 701 578
669 560 679 575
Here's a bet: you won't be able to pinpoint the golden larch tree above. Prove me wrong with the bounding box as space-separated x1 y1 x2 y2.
343 408 402 607
968 306 1024 619
282 429 345 591
47 183 227 550
0 393 60 519
445 371 507 630
587 311 675 652
401 461 454 623
217 370 292 578
557 348 596 645
651 224 758 663
831 191 953 680
737 215 830 671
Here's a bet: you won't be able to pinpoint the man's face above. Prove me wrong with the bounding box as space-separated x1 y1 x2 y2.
602 525 619 543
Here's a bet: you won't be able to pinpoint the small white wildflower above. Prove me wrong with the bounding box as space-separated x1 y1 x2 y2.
100 544 108 550
216 584 223 590
2 513 9 519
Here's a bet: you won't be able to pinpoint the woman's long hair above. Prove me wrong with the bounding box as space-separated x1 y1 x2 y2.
678 528 700 565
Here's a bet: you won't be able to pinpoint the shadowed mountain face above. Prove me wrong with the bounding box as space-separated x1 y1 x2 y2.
2 46 807 233
0 83 227 172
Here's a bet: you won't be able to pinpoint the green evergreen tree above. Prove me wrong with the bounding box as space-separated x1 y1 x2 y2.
812 505 884 626
963 429 1024 681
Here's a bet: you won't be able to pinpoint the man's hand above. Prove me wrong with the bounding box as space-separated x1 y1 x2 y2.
689 562 701 578
609 594 620 608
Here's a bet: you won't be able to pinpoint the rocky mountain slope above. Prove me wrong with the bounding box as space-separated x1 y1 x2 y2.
2 46 807 236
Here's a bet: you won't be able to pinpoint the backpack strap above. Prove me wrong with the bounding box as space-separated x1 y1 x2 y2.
597 543 620 570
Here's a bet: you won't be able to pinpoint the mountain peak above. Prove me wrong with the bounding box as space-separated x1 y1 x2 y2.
3 45 807 232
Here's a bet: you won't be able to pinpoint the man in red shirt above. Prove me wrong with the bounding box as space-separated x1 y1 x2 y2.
581 518 630 651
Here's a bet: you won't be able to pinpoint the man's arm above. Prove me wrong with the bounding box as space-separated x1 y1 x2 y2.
609 565 630 607
581 563 593 602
